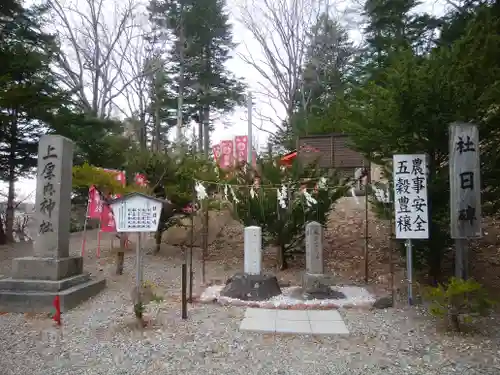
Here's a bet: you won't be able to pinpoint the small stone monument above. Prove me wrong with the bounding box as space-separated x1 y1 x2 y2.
302 221 340 299
220 226 281 301
244 226 262 275
0 135 106 312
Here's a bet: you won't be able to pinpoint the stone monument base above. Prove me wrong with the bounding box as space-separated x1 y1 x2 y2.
302 272 336 290
220 273 282 301
0 257 106 313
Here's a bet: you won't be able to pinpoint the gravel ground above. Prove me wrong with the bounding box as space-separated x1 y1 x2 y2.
0 231 499 375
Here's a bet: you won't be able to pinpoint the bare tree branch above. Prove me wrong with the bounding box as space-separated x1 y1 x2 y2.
236 0 327 133
47 0 147 118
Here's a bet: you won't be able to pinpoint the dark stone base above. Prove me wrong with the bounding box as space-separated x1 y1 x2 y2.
220 273 282 301
0 277 106 313
372 295 393 309
302 273 336 290
289 285 346 301
297 273 346 300
12 256 83 280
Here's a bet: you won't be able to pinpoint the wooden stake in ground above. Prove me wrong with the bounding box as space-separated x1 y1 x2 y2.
449 122 482 280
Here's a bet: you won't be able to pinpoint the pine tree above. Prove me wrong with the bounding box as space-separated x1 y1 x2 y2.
0 3 66 242
148 0 245 152
288 14 355 141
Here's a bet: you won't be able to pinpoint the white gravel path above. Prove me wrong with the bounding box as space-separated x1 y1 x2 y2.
0 234 499 375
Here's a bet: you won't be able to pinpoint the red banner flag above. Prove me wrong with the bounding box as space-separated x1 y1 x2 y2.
134 173 148 187
102 168 126 186
100 203 116 232
87 185 103 219
52 295 61 325
219 140 234 169
234 135 248 164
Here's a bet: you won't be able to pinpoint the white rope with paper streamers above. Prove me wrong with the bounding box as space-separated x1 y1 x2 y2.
250 186 256 199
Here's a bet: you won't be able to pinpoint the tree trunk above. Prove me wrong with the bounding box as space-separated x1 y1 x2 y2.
449 311 461 331
0 216 6 245
277 244 288 271
197 108 203 153
154 230 162 254
5 113 17 243
115 234 127 275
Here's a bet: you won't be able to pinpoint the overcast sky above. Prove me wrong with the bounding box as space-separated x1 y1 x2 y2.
3 0 448 201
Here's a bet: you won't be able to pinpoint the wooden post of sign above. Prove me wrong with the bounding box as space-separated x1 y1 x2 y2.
449 123 482 280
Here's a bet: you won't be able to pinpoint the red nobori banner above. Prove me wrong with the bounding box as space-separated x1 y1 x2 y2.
234 135 248 164
219 140 234 169
100 202 116 232
134 173 148 187
87 185 103 219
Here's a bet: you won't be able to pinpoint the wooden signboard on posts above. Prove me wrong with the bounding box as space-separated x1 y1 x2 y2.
449 122 482 239
449 122 481 280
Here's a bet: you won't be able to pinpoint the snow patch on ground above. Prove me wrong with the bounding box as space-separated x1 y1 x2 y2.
200 285 376 309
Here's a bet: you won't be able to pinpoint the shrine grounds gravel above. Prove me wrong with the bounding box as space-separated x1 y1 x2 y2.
0 228 499 375
1 299 500 375
1 251 499 375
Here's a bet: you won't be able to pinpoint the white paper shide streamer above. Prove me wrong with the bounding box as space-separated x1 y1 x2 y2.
303 189 317 207
195 182 207 200
229 186 239 204
374 186 391 203
318 177 327 190
277 184 287 209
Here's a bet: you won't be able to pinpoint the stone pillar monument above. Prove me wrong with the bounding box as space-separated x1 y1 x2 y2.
244 226 262 275
302 221 335 292
0 135 106 312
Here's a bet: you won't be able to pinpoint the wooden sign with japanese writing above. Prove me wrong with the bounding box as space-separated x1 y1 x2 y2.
449 122 482 239
393 154 429 239
109 193 164 233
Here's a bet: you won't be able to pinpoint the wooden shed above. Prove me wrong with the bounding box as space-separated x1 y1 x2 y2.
297 133 368 176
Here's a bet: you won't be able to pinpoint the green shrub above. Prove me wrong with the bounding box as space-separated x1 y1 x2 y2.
423 277 495 331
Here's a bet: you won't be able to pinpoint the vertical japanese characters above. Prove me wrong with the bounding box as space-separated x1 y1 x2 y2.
39 144 58 235
449 123 482 238
393 154 429 239
456 135 476 223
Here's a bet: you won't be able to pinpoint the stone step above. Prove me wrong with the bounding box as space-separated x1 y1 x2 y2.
0 273 91 292
0 277 106 313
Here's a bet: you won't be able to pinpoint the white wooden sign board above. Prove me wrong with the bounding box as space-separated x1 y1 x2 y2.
393 154 429 239
110 195 163 232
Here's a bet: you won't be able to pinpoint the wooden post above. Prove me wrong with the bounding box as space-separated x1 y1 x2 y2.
449 123 482 280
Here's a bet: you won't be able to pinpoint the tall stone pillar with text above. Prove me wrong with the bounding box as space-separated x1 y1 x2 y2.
302 221 336 293
0 135 106 312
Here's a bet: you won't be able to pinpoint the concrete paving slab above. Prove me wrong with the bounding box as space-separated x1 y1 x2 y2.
275 319 311 334
307 310 343 321
240 317 276 333
276 309 309 321
310 320 349 335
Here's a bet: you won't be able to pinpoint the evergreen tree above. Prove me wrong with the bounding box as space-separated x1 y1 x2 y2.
0 3 66 242
288 14 355 141
148 0 245 152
